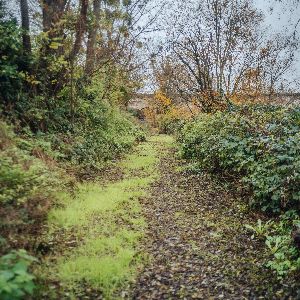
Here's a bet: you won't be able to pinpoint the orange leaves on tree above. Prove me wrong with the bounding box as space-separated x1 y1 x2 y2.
144 90 195 132
154 91 172 112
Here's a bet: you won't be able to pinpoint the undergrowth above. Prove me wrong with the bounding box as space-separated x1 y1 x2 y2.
179 105 300 213
0 121 68 247
0 102 144 297
178 105 300 277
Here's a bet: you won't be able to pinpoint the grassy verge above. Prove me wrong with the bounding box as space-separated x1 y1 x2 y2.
38 139 160 299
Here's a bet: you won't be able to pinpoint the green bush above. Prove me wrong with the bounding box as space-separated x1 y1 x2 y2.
0 249 37 300
178 105 300 213
0 16 24 104
0 120 66 237
13 105 144 173
0 121 61 205
52 74 146 170
70 104 144 169
2 70 145 174
0 1 31 120
158 113 187 134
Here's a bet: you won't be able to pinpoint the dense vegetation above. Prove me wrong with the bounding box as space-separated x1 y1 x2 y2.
1 0 300 297
179 106 300 213
0 0 147 298
178 105 300 276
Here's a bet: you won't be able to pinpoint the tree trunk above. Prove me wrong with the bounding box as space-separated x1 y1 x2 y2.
85 0 101 75
69 0 89 62
20 0 31 54
42 0 67 32
36 0 68 102
41 0 67 57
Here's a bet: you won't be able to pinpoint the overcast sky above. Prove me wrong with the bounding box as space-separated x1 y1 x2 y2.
6 0 300 90
255 0 300 30
254 1 300 87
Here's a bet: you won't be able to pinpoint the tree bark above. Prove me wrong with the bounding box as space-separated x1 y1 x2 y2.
85 0 101 75
41 0 68 58
69 0 89 62
20 0 31 54
42 0 67 33
39 1 68 97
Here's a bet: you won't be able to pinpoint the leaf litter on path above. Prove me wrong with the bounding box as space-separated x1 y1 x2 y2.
132 136 299 300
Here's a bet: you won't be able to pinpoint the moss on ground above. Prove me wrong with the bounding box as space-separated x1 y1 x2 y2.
38 136 169 299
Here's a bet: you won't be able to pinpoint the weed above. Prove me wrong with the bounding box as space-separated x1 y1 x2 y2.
245 219 274 239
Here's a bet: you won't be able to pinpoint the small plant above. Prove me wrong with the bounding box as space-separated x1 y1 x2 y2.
243 211 300 277
265 234 300 277
245 219 274 239
265 235 286 254
0 249 38 300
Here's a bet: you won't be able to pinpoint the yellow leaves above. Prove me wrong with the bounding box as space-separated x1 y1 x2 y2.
25 73 40 85
144 107 157 126
154 91 172 108
170 106 194 121
191 98 198 106
231 94 240 104
143 90 172 128
49 41 62 50
144 90 195 130
46 55 68 73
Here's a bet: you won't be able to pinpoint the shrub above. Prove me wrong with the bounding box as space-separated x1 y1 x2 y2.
144 91 195 134
178 105 300 213
0 121 61 206
0 120 67 245
70 105 145 170
9 76 145 175
0 12 28 109
0 249 37 300
0 1 32 124
40 70 146 171
158 106 193 134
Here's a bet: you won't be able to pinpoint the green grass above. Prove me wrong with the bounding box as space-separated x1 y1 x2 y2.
48 180 148 229
121 141 158 173
148 134 174 144
58 231 142 295
43 137 162 298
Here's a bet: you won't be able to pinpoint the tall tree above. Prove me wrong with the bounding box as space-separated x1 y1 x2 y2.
163 0 264 111
157 1 299 110
20 0 31 53
42 0 67 32
85 0 101 74
69 0 89 62
41 0 67 57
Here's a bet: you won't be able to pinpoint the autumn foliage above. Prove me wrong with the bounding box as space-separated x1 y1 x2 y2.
144 91 195 133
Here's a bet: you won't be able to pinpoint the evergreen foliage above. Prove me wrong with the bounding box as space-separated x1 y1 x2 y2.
179 105 300 213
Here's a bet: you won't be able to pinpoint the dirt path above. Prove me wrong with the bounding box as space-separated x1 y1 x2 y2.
38 135 298 299
132 136 296 299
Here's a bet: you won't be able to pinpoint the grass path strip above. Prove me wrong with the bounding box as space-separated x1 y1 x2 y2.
41 137 165 298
